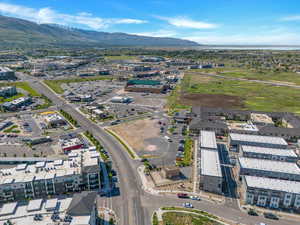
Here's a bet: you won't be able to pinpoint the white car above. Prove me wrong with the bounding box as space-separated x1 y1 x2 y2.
183 202 193 208
190 196 201 201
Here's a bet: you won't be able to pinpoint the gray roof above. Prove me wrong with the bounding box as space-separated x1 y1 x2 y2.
200 149 222 177
238 157 300 175
200 130 217 149
240 145 298 158
66 191 97 216
229 133 288 146
245 176 300 194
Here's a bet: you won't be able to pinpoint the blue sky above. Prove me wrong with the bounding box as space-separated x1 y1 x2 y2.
0 0 300 45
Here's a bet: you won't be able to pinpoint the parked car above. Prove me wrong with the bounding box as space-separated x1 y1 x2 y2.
190 196 201 201
183 202 193 208
263 212 279 220
177 193 188 198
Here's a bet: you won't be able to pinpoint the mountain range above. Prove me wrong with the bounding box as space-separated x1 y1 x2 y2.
0 15 199 48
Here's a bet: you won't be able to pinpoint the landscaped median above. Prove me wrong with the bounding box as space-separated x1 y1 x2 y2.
105 128 138 160
153 207 228 225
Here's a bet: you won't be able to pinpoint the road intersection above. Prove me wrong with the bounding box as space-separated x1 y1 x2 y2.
13 72 298 225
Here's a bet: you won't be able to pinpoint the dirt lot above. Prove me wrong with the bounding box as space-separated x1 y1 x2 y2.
110 118 161 153
180 93 244 108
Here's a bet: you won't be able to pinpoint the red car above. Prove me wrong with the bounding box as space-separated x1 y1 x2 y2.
177 193 188 198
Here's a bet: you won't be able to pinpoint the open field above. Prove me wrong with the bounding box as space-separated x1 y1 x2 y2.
44 76 113 94
109 118 161 153
0 82 41 103
190 68 300 85
169 73 300 114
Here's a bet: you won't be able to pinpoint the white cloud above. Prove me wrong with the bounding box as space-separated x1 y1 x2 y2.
132 29 178 37
157 16 218 29
182 33 300 45
0 2 147 30
280 15 300 21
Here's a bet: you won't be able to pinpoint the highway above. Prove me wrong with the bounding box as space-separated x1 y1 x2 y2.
13 72 299 225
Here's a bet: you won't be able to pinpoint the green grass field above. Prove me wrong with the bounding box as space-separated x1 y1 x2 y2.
105 55 138 61
0 82 41 104
44 76 113 94
162 212 221 225
0 82 40 97
171 73 300 114
190 68 300 85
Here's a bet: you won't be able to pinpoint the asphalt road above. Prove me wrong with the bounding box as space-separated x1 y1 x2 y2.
13 72 299 225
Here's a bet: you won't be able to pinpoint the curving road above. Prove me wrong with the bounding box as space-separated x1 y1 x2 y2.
14 72 299 225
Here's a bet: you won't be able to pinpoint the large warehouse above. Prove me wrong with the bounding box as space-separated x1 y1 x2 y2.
240 145 298 162
238 157 300 181
242 176 300 210
229 133 288 150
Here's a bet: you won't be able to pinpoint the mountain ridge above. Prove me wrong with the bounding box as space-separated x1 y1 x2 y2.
0 15 200 48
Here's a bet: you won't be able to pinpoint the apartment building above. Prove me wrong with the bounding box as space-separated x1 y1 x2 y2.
238 157 300 181
242 176 300 210
0 86 17 97
0 67 16 80
240 145 298 162
200 130 217 150
229 133 288 150
0 191 98 225
199 131 223 194
0 148 101 203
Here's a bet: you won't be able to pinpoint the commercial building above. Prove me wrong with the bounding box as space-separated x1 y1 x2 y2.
242 176 300 210
0 191 98 225
26 136 52 145
0 148 100 202
111 96 133 103
0 86 17 97
125 79 168 94
240 145 298 162
199 149 223 194
2 97 32 111
229 133 288 150
200 130 217 150
238 157 300 181
0 67 16 80
162 166 181 179
60 138 84 152
44 113 66 128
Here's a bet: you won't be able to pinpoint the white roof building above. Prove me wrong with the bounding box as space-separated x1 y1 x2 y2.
244 176 300 195
200 149 222 177
200 130 217 150
240 145 298 158
229 133 288 146
239 157 300 176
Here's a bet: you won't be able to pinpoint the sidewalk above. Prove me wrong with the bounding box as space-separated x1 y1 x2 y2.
138 165 225 204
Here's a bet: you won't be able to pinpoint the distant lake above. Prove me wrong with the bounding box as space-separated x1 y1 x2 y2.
194 46 300 50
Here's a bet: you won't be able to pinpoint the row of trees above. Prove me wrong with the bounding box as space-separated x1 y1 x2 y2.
59 109 79 127
84 131 109 161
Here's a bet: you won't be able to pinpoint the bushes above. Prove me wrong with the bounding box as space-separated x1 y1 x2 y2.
152 212 159 225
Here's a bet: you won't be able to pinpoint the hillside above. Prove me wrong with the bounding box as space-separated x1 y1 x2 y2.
0 15 199 48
